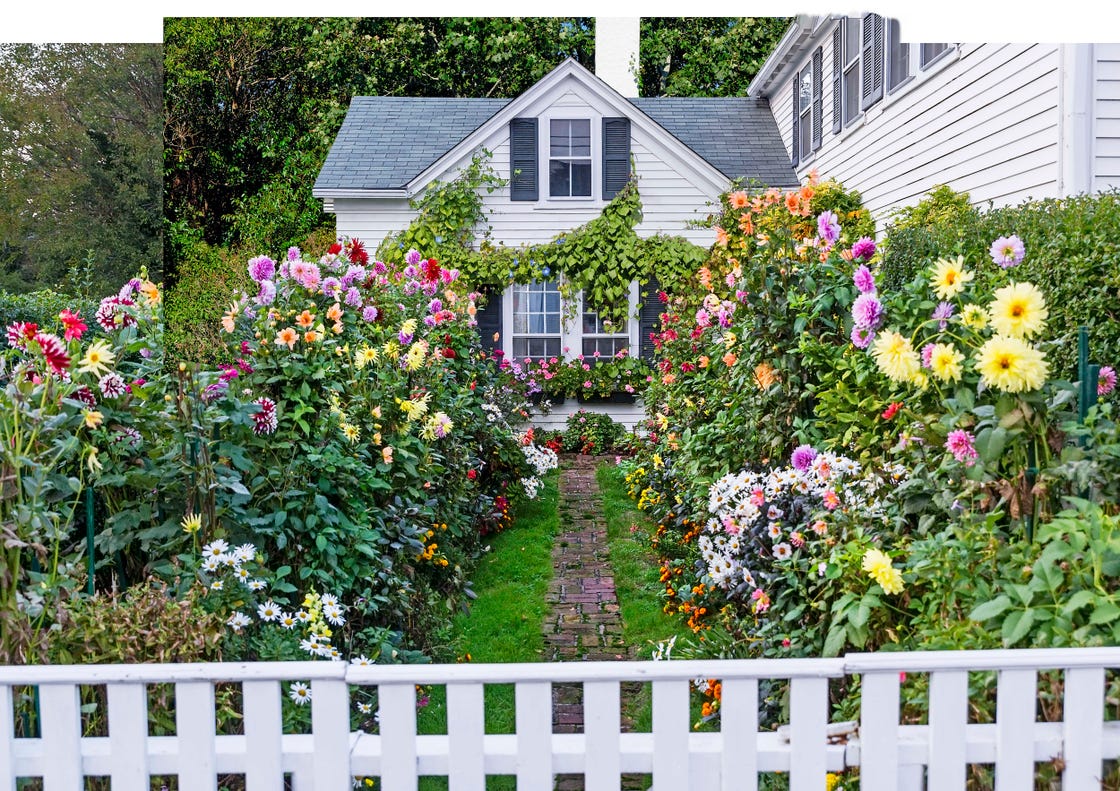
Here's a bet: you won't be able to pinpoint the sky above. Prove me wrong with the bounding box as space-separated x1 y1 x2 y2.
8 3 1120 44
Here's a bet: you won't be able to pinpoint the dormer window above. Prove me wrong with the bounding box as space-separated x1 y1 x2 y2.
549 120 592 198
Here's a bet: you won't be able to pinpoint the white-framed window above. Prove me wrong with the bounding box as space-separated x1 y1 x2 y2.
548 119 592 198
841 18 862 125
920 43 951 69
509 280 562 361
798 64 813 161
581 295 632 358
887 19 911 93
502 280 639 362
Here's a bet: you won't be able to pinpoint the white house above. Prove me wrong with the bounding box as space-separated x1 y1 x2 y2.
313 19 798 428
747 15 1120 229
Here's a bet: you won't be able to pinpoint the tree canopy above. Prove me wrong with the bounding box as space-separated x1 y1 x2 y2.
0 44 162 295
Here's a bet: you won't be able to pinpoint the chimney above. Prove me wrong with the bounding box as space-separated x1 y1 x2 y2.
594 17 640 97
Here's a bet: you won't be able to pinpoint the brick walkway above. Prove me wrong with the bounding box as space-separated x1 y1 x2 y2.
545 454 644 791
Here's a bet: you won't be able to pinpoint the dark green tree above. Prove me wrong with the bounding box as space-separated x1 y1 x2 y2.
639 17 791 97
0 44 163 294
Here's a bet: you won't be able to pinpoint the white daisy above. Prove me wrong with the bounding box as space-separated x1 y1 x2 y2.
226 612 251 631
320 593 339 608
350 655 373 666
299 638 319 655
289 682 311 705
247 579 266 591
257 600 281 621
278 612 297 629
772 542 793 561
234 543 256 564
210 580 224 591
236 567 250 581
202 539 229 559
295 610 311 622
323 605 346 626
357 702 372 714
202 557 222 573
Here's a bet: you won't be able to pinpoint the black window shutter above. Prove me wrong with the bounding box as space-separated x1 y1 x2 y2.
509 118 538 201
602 117 631 200
812 47 823 151
861 14 884 109
790 75 800 167
832 25 842 134
639 277 663 362
475 286 503 353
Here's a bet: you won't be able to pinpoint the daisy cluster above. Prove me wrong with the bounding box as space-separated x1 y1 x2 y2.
700 448 895 604
519 440 558 500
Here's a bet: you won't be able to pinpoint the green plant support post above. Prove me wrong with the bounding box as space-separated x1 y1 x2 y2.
85 488 95 596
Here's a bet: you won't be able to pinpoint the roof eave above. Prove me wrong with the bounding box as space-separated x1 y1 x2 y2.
748 15 829 99
312 187 410 199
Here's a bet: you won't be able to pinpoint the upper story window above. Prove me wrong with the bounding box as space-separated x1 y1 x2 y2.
842 18 862 125
887 19 910 93
509 116 631 203
920 43 950 69
549 119 592 198
791 47 823 166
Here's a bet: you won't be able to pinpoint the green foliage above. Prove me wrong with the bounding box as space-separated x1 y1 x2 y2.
379 163 707 327
561 410 627 454
0 290 99 336
881 187 1120 375
164 233 250 363
0 44 162 294
638 18 791 97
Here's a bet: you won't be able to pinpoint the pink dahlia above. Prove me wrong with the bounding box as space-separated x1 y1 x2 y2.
946 429 979 465
1099 365 1117 397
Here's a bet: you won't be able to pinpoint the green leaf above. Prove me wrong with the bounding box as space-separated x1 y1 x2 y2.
1062 589 1096 614
1089 601 1120 625
1002 608 1035 645
823 624 846 657
969 595 1011 622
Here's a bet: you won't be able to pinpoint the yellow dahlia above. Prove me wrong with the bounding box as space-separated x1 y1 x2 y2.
961 304 988 330
988 282 1047 339
78 339 116 377
929 256 974 300
871 330 921 384
929 342 964 382
975 335 1048 393
862 548 904 595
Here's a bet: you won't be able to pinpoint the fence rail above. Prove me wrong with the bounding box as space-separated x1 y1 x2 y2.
3 647 1120 790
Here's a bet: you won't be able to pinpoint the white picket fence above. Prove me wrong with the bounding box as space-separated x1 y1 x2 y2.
2 647 1119 790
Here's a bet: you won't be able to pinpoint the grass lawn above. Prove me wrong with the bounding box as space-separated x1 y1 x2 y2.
415 471 559 789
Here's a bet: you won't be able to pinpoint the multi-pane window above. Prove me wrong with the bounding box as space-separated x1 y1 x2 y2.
511 280 562 360
798 66 813 161
581 298 631 358
920 43 950 69
887 19 910 92
548 119 592 198
842 18 862 124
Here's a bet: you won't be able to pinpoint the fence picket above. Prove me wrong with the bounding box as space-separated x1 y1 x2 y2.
0 686 13 791
39 683 82 790
175 680 217 791
1062 666 1104 788
243 680 284 791
311 677 352 791
651 680 689 786
788 677 827 791
583 680 620 791
380 682 419 790
447 682 486 790
719 678 757 791
928 669 968 791
994 669 1036 791
859 671 899 788
515 681 553 789
107 683 149 791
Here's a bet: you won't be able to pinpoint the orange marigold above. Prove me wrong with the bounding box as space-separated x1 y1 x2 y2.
728 190 749 209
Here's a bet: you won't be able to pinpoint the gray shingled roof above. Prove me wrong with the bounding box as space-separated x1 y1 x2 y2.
314 95 797 192
314 97 511 192
630 97 799 188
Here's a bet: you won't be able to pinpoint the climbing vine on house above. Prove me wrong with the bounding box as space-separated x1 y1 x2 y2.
375 151 709 327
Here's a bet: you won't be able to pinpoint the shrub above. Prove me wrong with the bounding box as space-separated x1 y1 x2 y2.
164 235 250 364
881 188 1120 376
560 410 627 454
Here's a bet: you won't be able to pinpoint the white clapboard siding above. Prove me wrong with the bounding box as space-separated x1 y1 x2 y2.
529 397 646 431
768 29 1063 229
1095 43 1120 192
5 649 1120 788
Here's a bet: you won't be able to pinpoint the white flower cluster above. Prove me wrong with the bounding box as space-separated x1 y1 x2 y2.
522 443 558 476
202 540 265 589
521 476 542 499
700 452 889 593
